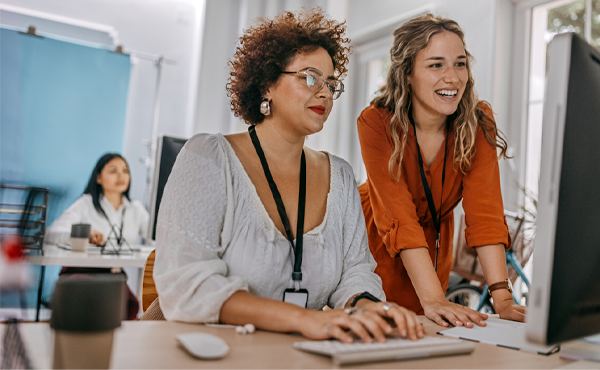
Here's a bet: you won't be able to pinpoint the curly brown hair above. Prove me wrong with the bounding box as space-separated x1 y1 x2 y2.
227 7 351 125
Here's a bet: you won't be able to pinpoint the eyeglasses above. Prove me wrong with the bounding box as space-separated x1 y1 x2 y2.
281 67 345 100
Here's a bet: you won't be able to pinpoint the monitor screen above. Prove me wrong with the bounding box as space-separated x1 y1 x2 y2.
527 32 600 345
147 135 187 241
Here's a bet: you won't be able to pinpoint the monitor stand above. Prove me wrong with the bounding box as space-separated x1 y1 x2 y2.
560 334 600 363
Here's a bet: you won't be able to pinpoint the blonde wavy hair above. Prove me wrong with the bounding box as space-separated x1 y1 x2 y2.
372 14 509 181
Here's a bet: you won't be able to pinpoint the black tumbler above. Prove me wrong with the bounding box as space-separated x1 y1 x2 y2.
50 274 126 369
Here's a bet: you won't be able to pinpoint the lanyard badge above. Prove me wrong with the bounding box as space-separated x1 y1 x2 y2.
409 114 448 272
282 288 309 308
249 126 308 308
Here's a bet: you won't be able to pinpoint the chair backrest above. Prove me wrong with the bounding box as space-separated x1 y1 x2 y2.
142 249 158 312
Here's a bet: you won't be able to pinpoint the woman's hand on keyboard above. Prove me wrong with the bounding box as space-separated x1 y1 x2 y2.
422 297 488 328
298 305 424 344
361 301 426 341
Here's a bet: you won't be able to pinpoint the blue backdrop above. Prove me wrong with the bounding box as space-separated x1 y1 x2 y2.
0 28 131 309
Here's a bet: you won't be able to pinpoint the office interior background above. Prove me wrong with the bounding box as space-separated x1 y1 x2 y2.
1 0 599 314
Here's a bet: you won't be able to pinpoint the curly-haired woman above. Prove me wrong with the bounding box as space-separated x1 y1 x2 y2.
358 14 526 328
153 8 424 342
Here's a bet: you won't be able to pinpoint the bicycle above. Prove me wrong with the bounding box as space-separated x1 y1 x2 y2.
446 211 533 313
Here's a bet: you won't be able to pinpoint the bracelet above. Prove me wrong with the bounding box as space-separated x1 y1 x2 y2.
344 307 366 316
350 291 382 307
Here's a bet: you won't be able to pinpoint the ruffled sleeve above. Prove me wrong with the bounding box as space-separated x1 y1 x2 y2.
153 134 248 323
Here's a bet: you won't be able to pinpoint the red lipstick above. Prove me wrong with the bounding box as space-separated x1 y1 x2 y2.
309 105 326 115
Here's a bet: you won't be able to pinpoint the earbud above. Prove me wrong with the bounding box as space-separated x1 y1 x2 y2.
235 326 246 334
235 323 256 334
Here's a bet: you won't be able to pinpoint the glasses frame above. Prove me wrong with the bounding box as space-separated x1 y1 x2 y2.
281 67 344 100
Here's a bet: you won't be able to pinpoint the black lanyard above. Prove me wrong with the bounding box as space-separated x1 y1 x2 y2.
248 125 306 290
100 207 125 243
409 115 448 271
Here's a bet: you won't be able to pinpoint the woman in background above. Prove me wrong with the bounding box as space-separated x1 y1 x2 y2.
46 153 149 319
46 153 149 247
358 14 525 328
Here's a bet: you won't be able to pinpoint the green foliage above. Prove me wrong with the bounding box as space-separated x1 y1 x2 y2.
593 0 600 47
547 0 600 48
547 0 586 35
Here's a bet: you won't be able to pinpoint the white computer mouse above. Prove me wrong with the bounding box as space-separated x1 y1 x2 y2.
175 332 230 360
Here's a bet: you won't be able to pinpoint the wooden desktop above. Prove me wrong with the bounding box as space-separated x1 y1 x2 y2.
7 316 586 369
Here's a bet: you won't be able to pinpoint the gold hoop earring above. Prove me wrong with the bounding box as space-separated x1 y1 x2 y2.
260 99 271 116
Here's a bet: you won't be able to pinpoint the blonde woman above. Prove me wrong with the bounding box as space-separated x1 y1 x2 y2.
358 14 525 328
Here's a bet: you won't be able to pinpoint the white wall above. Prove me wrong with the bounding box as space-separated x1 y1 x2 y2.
193 0 243 135
0 0 204 203
192 0 330 136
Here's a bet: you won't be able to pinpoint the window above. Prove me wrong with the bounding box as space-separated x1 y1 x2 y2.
526 0 600 204
364 56 391 107
352 36 394 183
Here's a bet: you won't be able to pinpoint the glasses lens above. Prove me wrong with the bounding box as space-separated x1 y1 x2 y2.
303 69 343 99
329 80 344 100
305 73 318 90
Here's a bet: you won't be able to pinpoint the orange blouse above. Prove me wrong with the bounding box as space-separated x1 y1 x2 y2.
357 103 510 314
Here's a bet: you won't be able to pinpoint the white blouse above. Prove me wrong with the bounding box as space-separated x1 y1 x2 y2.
45 194 149 246
153 133 385 323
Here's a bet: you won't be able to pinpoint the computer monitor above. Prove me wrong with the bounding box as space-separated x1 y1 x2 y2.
526 32 600 345
147 135 187 241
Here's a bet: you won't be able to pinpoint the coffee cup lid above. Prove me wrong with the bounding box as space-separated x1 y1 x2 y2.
70 223 91 238
50 274 125 332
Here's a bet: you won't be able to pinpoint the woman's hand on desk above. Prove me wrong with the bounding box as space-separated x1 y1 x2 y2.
494 298 526 322
89 230 105 245
422 297 489 328
299 304 424 344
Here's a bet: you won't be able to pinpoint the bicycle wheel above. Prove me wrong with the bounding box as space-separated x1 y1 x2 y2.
445 283 495 314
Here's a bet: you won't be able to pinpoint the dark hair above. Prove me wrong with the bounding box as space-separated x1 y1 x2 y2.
227 7 351 125
83 153 130 217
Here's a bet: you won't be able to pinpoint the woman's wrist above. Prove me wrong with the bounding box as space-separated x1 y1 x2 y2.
354 299 379 310
349 292 381 308
290 306 312 333
419 292 447 307
491 289 515 310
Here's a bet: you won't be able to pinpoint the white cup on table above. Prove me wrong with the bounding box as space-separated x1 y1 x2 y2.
70 224 90 252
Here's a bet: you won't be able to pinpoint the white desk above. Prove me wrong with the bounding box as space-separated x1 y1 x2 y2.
26 244 153 321
27 244 153 268
5 317 589 369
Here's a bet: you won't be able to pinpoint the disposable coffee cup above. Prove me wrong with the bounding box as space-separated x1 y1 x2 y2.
70 223 91 252
50 274 126 369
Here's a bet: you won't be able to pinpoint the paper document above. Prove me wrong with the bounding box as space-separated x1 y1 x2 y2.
438 318 560 355
56 243 142 252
